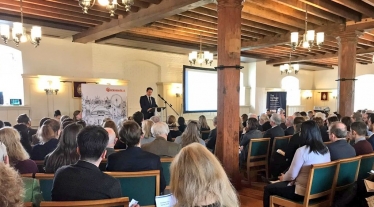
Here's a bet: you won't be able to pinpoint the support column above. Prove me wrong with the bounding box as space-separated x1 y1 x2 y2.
336 31 360 116
216 0 243 188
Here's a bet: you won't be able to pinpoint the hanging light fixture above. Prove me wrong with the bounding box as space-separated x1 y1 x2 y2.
96 0 134 16
280 52 299 75
79 0 96 14
0 0 42 47
188 35 213 66
290 5 324 51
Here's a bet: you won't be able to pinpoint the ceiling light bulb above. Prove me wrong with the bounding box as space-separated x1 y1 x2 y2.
291 32 299 44
302 41 309 49
99 0 109 6
307 30 315 42
20 34 27 43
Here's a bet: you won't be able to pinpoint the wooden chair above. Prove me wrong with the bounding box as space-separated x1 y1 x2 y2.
40 197 129 207
270 161 340 207
358 153 374 180
336 156 361 191
105 170 160 207
271 136 291 156
160 157 173 189
24 202 33 207
33 160 45 173
324 141 333 145
22 173 54 201
201 130 210 140
244 138 271 184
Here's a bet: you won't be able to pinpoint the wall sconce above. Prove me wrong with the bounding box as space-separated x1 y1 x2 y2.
44 80 59 95
306 96 312 99
332 90 337 99
176 93 181 97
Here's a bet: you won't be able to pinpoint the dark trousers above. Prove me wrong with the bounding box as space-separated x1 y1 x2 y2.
263 181 303 207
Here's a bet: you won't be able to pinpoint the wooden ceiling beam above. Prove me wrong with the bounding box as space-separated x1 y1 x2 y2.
346 18 374 31
73 0 211 43
363 0 374 7
147 25 218 42
132 0 151 8
271 0 345 23
140 0 162 4
150 22 217 38
332 0 374 18
157 19 216 34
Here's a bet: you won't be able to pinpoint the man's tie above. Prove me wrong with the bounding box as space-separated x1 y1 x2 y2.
148 96 152 105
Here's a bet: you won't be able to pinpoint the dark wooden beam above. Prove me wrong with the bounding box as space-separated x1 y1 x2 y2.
346 18 374 31
73 0 211 43
363 0 374 7
332 0 374 18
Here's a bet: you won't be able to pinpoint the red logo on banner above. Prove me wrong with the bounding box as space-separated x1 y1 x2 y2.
106 87 126 92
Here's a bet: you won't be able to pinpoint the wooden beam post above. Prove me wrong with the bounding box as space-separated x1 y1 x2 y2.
336 31 361 116
216 0 242 188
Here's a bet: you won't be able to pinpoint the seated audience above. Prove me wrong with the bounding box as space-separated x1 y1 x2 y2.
60 115 69 123
174 121 206 147
170 143 239 207
54 110 61 122
0 127 38 174
327 116 339 126
140 120 155 145
341 116 352 140
102 120 119 138
30 119 59 160
150 116 160 123
293 112 301 117
259 113 271 132
76 120 86 128
0 162 25 207
44 123 82 173
17 114 37 144
367 114 374 149
132 111 144 127
72 110 82 122
177 117 187 133
284 116 294 136
206 116 217 153
307 111 314 120
0 120 4 129
351 112 363 122
106 121 166 192
240 117 263 164
299 111 307 118
241 114 248 128
104 128 117 158
167 115 182 142
327 122 356 161
4 122 11 127
351 121 374 155
142 122 181 157
13 124 33 155
277 108 287 130
263 113 285 145
198 115 211 132
51 126 121 201
32 117 50 145
313 117 329 142
263 120 330 207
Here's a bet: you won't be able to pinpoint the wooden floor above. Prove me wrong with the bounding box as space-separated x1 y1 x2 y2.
238 182 265 207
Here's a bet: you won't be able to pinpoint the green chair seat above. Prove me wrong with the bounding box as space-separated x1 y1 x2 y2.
358 153 374 180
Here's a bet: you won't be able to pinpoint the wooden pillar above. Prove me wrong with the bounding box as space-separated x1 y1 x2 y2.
336 31 360 116
215 0 243 188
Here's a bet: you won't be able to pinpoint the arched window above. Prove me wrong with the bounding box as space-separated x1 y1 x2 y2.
281 76 300 106
0 45 24 105
354 74 374 111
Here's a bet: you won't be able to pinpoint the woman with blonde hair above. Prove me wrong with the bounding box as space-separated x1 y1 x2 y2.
170 143 240 207
259 113 271 132
174 121 205 147
30 119 59 160
141 120 155 145
0 127 38 174
167 115 182 141
198 115 210 131
0 162 25 207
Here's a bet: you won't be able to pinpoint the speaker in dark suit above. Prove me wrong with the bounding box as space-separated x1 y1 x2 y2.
140 87 158 120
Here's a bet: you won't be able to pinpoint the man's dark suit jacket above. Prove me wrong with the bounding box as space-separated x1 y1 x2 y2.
327 140 356 161
263 125 285 163
51 160 121 201
140 95 158 120
206 128 217 152
261 121 272 132
368 134 374 150
284 127 294 136
106 146 166 192
320 126 330 142
30 138 59 160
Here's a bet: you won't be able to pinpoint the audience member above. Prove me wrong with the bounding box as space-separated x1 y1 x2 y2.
167 115 177 127
351 121 374 155
51 126 121 201
327 122 356 161
313 117 329 142
170 143 239 207
76 120 86 128
140 120 155 145
263 114 285 146
106 121 166 192
284 116 294 136
240 118 262 164
177 117 187 133
142 122 181 157
0 142 8 163
174 121 205 147
102 120 119 138
198 115 211 132
241 114 248 128
0 127 38 174
32 117 50 145
333 112 341 121
60 118 74 134
31 119 59 160
150 116 160 123
367 114 374 149
351 112 363 122
327 116 339 126
104 128 117 158
293 112 301 117
0 120 4 129
307 111 314 120
0 162 25 207
263 121 330 207
314 112 326 122
60 115 69 123
54 110 61 122
13 124 33 155
132 111 144 127
206 116 217 153
72 110 82 122
17 114 37 144
259 113 271 132
277 108 287 130
44 123 82 173
168 115 182 142
4 122 11 127
299 111 307 118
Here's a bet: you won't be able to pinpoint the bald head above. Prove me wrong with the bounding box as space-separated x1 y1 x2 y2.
329 122 347 141
104 128 116 148
285 116 294 127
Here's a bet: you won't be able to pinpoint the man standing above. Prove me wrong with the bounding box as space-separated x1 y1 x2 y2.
140 87 158 120
327 122 356 161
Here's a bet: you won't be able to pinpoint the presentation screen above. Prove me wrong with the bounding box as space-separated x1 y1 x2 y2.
183 65 217 113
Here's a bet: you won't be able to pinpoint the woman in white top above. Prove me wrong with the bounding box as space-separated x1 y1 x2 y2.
174 121 206 147
263 120 331 207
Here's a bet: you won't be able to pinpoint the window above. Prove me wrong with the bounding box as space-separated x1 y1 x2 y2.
354 74 374 111
0 45 24 105
281 76 300 106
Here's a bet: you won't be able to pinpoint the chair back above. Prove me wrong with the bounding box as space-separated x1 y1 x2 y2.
358 153 374 180
336 156 361 191
303 161 339 206
33 160 45 173
201 130 210 140
160 157 173 187
22 173 55 201
24 202 33 207
105 170 160 206
271 136 290 156
40 197 129 207
247 138 270 161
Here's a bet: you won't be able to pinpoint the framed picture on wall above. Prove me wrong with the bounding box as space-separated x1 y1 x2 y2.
73 82 86 98
321 92 328 101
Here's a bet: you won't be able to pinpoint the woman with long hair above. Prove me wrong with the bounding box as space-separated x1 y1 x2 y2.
167 115 182 142
0 162 25 207
72 110 82 122
44 123 83 173
30 119 60 160
239 118 263 164
13 124 33 156
198 115 210 131
0 127 38 174
174 121 205 147
170 143 240 207
263 120 330 207
102 120 119 138
177 117 187 133
141 120 155 145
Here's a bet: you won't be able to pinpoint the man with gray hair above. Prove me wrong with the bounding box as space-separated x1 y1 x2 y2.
141 122 181 157
284 116 294 136
206 116 217 153
104 128 117 158
327 122 356 161
264 113 285 170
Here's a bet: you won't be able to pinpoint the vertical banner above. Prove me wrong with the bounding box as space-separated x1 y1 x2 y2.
266 92 287 112
81 84 128 126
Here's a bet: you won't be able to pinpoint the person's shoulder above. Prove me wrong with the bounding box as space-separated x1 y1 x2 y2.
54 164 72 176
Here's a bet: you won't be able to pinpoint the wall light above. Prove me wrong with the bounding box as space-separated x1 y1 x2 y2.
332 90 337 99
44 80 59 95
304 91 312 99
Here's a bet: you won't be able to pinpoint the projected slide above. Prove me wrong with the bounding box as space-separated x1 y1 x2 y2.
183 66 217 113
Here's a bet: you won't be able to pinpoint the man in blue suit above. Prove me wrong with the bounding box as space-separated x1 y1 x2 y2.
140 87 158 120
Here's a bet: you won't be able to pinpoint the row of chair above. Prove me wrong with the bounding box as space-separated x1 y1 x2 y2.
25 197 129 207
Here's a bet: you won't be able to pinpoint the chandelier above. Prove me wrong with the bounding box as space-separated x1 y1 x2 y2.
79 0 134 16
290 5 324 51
280 52 299 75
189 35 214 66
0 0 41 47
